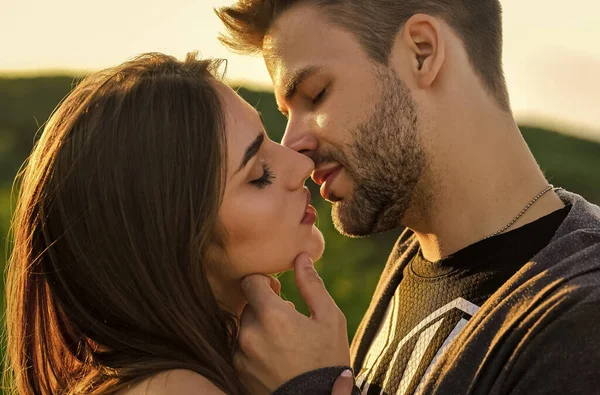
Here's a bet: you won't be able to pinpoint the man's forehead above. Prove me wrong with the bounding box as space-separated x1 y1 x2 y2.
264 2 328 47
262 36 285 85
262 4 333 74
263 38 297 99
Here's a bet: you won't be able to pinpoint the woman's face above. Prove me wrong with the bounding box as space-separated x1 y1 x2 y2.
216 83 324 283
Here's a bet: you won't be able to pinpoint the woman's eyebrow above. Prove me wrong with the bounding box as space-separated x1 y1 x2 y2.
237 133 265 173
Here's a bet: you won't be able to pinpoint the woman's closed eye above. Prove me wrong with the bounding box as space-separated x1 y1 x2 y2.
250 163 275 189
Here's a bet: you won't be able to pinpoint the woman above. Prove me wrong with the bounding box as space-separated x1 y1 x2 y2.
5 52 339 394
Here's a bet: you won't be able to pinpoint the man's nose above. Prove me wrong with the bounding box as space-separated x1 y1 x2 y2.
281 118 318 154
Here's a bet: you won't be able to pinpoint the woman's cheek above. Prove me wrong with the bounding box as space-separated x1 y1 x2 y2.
231 193 269 231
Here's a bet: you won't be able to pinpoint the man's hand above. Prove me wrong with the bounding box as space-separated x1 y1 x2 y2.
233 253 351 393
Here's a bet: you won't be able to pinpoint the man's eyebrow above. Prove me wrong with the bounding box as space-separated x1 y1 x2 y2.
283 66 322 100
237 133 265 173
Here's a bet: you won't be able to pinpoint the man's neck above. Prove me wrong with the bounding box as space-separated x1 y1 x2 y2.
404 108 565 262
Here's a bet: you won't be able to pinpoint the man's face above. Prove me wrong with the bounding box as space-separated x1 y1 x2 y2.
264 4 426 237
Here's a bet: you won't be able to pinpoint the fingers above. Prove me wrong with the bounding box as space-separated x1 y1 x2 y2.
239 300 259 330
294 253 336 319
332 369 355 395
241 274 286 313
237 301 264 364
234 304 256 370
269 275 281 295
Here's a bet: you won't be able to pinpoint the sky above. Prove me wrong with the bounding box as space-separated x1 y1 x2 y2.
2 0 600 140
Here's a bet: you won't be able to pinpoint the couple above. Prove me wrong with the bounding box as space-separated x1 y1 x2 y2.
6 0 600 394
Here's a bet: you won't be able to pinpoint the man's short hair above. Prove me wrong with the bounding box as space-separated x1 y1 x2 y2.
216 0 510 111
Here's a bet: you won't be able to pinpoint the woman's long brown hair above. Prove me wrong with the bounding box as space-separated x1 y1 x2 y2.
4 53 247 394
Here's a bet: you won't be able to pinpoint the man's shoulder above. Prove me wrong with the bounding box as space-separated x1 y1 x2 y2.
533 192 600 281
538 215 600 280
553 189 600 244
509 223 600 316
493 299 600 394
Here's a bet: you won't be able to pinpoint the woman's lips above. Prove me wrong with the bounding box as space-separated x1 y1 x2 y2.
301 187 317 225
319 166 343 200
301 205 317 225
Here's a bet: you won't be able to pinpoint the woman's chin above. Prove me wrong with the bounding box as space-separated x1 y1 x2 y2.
310 243 325 263
261 229 325 275
272 247 325 275
304 227 325 263
282 228 325 270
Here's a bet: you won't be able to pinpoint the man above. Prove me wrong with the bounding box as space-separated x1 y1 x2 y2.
216 1 600 394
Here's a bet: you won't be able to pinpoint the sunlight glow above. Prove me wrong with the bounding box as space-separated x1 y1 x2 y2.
2 0 600 137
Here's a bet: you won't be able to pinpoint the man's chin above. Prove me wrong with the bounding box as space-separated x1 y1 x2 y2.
332 198 404 237
331 200 374 238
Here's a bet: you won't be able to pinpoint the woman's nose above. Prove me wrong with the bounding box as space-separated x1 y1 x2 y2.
284 148 315 190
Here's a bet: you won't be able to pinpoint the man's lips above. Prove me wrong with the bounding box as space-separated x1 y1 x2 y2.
315 166 343 201
312 165 343 186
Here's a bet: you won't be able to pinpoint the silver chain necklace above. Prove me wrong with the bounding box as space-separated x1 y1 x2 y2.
483 184 554 240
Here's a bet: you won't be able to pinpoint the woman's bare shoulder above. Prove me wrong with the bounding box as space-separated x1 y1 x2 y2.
117 369 226 395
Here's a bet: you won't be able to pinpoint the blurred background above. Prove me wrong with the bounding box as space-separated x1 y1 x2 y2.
1 0 600 354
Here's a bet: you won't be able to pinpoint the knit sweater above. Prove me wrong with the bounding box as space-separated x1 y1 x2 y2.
351 188 600 394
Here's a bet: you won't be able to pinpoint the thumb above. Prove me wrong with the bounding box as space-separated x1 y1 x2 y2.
294 253 335 319
332 369 355 395
241 274 285 314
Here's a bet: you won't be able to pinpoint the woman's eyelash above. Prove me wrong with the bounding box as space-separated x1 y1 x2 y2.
250 163 275 189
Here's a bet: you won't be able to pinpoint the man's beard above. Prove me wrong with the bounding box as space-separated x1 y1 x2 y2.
314 68 425 237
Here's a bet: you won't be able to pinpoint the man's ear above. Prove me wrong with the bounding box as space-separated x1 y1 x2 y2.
401 14 445 89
